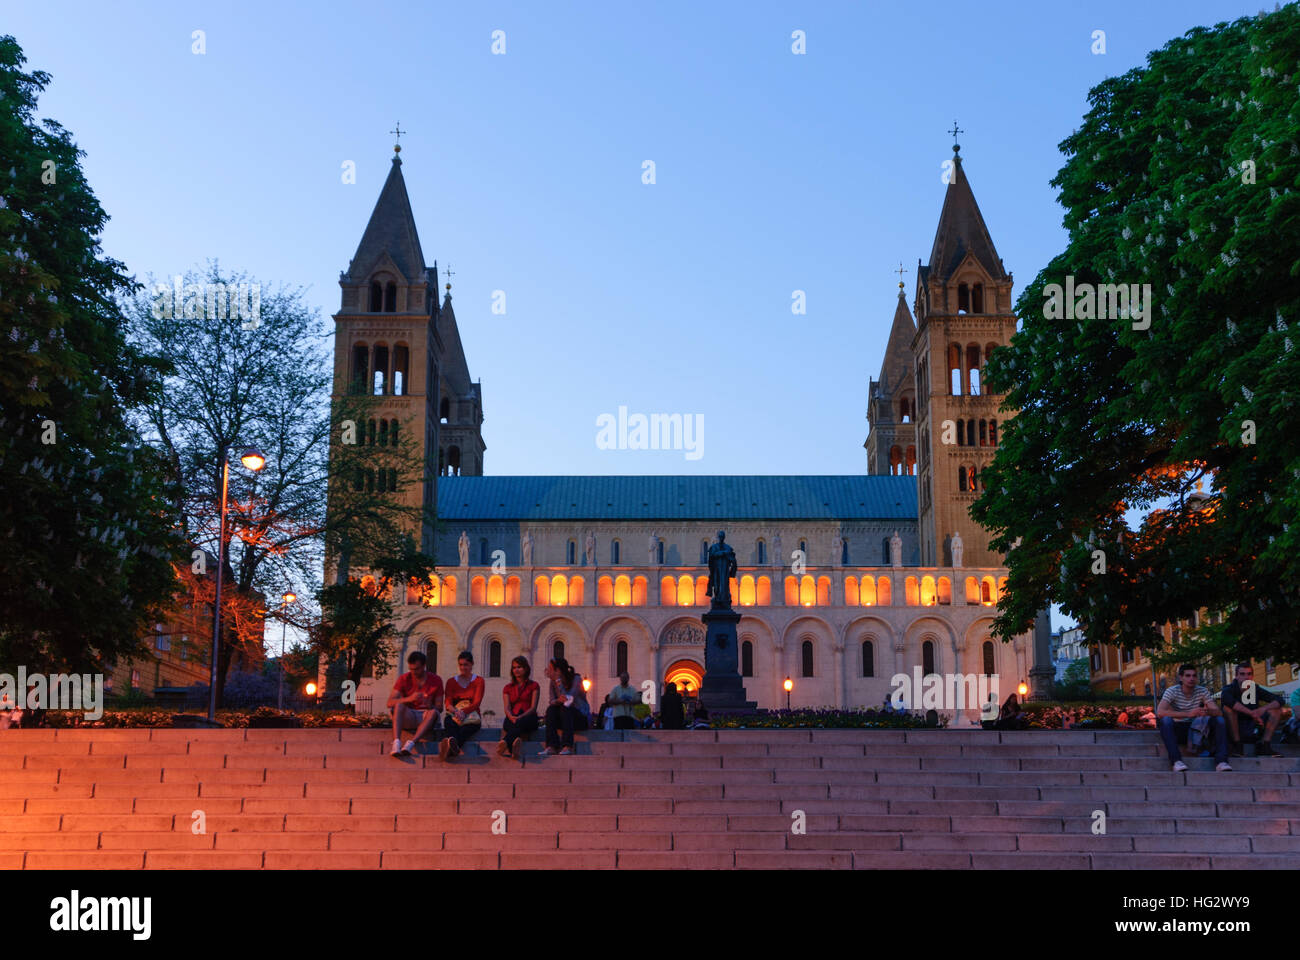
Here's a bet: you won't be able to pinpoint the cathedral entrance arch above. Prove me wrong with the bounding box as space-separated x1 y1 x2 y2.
664 658 703 696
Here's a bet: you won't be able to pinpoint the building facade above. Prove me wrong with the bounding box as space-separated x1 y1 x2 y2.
331 143 1046 721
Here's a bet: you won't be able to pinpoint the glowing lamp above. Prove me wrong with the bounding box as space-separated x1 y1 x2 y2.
1017 682 1028 698
582 678 592 692
783 678 793 693
240 447 266 472
305 681 318 696
282 591 296 605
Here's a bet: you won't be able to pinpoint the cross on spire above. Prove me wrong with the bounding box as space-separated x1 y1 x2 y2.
444 262 455 291
895 261 908 291
948 120 963 144
390 122 405 153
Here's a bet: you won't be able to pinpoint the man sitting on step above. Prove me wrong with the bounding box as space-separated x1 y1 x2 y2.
388 651 443 757
1220 662 1283 758
1156 664 1231 773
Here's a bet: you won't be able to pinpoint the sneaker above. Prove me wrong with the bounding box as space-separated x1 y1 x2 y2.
391 738 404 757
1216 761 1233 772
438 738 451 762
538 746 556 757
402 739 416 755
496 740 510 758
1172 760 1189 772
559 746 574 756
1256 743 1280 758
511 738 523 761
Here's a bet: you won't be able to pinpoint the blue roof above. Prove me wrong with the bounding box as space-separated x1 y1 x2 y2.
437 476 917 521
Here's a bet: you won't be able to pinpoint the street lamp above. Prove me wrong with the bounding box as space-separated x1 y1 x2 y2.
208 446 266 722
784 676 793 711
277 591 297 709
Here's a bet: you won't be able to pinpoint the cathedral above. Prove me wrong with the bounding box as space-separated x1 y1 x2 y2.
331 141 1049 722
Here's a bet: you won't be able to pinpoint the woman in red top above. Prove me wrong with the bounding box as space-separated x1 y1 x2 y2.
440 651 485 761
498 656 540 761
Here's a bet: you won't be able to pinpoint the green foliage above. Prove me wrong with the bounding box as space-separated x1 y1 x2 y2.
0 36 181 673
973 7 1300 664
1056 658 1093 699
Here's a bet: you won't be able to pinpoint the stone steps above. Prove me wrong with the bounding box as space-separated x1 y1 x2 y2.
1 729 1295 869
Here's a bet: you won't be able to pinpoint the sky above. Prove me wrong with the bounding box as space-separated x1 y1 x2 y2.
7 0 1272 633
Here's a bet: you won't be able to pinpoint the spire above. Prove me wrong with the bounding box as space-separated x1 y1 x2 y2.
925 143 1007 283
349 153 426 282
881 284 917 374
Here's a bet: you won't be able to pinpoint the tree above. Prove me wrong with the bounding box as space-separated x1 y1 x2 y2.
1056 659 1092 700
972 7 1300 665
0 35 180 674
311 541 436 693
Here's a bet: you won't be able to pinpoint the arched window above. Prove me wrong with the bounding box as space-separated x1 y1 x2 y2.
426 641 438 674
448 446 461 476
632 576 647 606
817 576 831 606
351 343 369 394
957 283 970 313
798 539 808 558
882 538 890 564
966 420 976 447
616 640 628 677
611 540 620 565
956 419 965 447
661 576 676 606
920 575 936 606
801 640 814 678
378 419 389 446
784 576 798 606
799 575 815 607
567 575 583 606
877 576 891 606
505 576 520 605
699 540 709 564
844 577 859 606
739 575 755 607
390 419 399 447
965 576 980 604
372 344 389 395
905 446 916 475
861 576 877 606
439 396 450 423
982 640 995 676
384 282 396 312
369 283 382 312
981 576 996 606
367 418 377 446
923 640 936 676
470 576 486 606
972 283 984 313
967 465 977 491
489 640 502 677
553 639 565 662
392 344 409 396
948 343 963 395
889 445 903 475
989 419 998 446
862 640 874 677
479 538 489 565
597 575 613 606
937 577 952 604
958 466 968 492
756 539 766 565
967 344 982 395
613 575 631 606
979 419 987 446
756 576 771 605
487 575 504 606
905 576 920 606
741 641 753 677
840 539 849 564
567 540 576 565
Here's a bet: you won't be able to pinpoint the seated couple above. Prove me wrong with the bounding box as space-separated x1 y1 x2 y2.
1156 661 1285 772
387 649 485 761
498 655 593 758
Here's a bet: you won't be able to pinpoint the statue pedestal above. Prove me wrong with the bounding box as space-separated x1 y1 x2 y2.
700 603 757 712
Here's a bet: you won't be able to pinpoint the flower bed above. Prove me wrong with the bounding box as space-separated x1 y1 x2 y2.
1020 702 1157 730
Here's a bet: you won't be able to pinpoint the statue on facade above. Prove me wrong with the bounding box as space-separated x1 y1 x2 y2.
585 531 596 566
458 530 470 567
705 530 737 607
950 530 964 568
890 530 903 568
521 530 534 566
648 532 659 565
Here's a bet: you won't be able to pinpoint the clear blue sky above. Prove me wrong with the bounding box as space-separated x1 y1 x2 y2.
9 1 1266 631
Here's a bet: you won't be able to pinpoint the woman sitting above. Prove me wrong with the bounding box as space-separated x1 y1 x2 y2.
498 656 540 761
540 657 590 756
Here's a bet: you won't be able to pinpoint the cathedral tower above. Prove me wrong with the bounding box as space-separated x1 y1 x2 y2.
865 284 918 476
912 144 1017 568
329 147 484 558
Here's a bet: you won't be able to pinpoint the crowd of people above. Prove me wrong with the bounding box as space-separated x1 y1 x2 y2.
1155 661 1296 771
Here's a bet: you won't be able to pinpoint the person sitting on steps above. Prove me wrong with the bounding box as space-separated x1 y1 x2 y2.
1220 661 1283 758
1156 663 1231 773
498 656 540 762
439 651 484 762
388 650 443 757
539 657 589 756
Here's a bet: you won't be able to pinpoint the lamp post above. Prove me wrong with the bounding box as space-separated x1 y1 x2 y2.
277 591 297 710
783 676 793 711
208 446 266 722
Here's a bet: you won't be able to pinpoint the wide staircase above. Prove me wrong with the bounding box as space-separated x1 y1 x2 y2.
1 727 1296 868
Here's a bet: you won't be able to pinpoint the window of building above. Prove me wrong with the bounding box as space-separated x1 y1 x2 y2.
982 640 994 676
616 640 628 677
489 640 502 677
741 641 753 677
392 344 409 396
553 640 565 662
369 282 382 312
757 539 766 565
862 640 874 677
611 540 620 565
923 640 936 676
567 540 576 565
801 640 814 678
384 282 397 312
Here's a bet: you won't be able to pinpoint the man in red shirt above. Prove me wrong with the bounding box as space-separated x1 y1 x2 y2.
440 651 485 761
388 651 443 757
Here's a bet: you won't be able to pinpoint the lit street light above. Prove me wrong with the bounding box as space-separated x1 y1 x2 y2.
208 446 266 722
784 676 793 711
277 591 296 709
